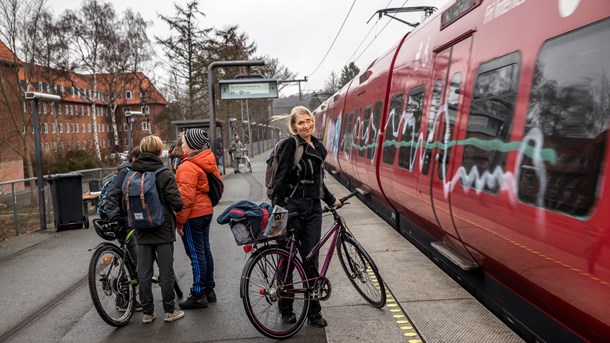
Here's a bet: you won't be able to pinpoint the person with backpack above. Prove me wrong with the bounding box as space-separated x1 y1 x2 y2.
128 135 184 324
271 105 342 329
175 128 223 310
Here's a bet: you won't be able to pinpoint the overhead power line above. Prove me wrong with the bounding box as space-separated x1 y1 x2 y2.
306 0 357 78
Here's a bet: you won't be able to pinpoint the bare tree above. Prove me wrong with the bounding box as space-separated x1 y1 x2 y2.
100 8 151 152
57 0 116 162
156 0 210 119
0 0 51 185
324 71 341 94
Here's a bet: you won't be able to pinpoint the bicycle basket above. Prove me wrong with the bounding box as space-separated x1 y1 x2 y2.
93 219 120 241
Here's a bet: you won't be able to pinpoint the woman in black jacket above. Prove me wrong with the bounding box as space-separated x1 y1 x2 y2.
272 106 341 328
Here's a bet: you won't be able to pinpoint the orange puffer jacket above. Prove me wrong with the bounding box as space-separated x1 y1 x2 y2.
175 149 221 226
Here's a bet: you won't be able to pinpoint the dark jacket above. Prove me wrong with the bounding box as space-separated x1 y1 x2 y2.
130 152 184 245
105 160 132 223
272 135 336 206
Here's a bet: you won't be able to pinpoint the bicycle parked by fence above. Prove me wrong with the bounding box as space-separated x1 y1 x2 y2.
239 189 386 339
88 219 183 327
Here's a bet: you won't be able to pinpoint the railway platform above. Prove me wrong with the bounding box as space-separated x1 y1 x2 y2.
0 149 523 342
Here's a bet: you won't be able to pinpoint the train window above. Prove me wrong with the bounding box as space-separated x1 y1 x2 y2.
359 106 372 158
437 74 461 180
342 112 354 155
352 109 362 157
461 52 520 192
398 86 425 170
366 101 382 160
518 19 610 217
382 93 404 165
421 80 443 175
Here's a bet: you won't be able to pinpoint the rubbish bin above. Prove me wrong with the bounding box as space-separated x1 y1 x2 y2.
46 173 86 231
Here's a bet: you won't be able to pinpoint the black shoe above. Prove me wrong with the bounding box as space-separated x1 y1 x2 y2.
235 170 241 173
178 291 208 309
205 290 217 303
282 313 297 324
308 314 327 328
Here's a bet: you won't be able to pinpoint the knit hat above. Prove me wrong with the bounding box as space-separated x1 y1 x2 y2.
184 128 209 150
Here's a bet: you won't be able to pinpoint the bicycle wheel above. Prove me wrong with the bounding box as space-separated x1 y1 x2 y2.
88 244 137 327
242 247 310 339
246 159 252 173
337 234 386 308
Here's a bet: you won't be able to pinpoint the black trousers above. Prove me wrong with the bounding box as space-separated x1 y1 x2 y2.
278 198 323 317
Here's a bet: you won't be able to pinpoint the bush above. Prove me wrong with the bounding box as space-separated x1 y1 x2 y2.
45 150 100 173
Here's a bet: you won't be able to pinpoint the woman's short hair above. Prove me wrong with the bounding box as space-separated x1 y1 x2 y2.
288 105 315 135
140 135 164 156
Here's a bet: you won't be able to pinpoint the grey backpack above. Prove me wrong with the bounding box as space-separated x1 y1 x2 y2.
265 136 303 199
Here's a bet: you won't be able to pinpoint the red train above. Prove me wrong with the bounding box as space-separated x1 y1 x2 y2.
313 1 610 341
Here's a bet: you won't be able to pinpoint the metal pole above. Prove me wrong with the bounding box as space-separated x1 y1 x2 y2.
207 60 264 150
246 99 252 155
32 99 46 230
127 118 132 152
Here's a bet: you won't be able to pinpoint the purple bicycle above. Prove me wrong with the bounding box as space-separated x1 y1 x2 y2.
240 189 386 339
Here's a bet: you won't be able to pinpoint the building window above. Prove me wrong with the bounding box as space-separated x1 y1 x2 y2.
58 103 62 115
88 123 92 132
125 90 133 100
43 123 48 133
45 143 49 152
52 123 56 133
142 121 150 131
59 123 63 133
123 123 128 131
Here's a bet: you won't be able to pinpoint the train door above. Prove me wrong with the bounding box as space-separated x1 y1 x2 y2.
419 37 472 242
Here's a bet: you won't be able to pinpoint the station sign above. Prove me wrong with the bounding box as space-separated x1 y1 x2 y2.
219 79 279 100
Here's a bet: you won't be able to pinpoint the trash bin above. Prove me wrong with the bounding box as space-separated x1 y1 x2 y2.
46 173 86 231
89 180 102 192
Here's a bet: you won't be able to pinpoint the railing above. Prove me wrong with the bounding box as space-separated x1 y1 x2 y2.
0 168 115 240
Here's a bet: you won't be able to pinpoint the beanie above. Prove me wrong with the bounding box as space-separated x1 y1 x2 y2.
184 128 209 150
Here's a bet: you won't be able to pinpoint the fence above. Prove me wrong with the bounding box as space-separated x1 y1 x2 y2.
0 168 115 240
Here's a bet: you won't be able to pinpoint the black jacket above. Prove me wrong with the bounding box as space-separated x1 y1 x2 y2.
130 152 184 245
105 160 132 223
272 135 336 206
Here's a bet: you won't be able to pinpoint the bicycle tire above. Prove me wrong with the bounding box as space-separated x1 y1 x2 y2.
337 233 386 308
88 244 136 327
241 246 310 339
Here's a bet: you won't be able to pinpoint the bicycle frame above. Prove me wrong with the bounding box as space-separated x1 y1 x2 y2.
277 214 344 297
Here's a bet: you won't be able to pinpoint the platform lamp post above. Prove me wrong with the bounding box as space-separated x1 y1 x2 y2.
25 91 61 230
125 109 143 152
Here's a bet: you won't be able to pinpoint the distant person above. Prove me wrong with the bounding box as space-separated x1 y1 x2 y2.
272 106 341 328
228 134 244 173
175 128 222 310
169 133 185 174
131 135 184 323
214 136 223 167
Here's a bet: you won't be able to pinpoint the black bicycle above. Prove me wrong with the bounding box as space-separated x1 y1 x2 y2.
88 219 139 327
240 189 386 339
88 219 183 326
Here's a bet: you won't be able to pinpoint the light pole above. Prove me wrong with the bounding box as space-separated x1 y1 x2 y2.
125 110 143 152
25 91 61 230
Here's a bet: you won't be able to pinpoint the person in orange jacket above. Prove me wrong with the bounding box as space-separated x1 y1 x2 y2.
175 128 223 309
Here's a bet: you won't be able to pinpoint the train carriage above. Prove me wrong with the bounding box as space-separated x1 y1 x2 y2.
316 0 610 341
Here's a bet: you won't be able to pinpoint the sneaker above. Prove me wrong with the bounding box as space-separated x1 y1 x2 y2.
179 291 208 309
164 309 185 322
142 313 156 324
205 290 217 303
151 275 159 284
282 313 297 324
308 313 327 328
118 300 143 313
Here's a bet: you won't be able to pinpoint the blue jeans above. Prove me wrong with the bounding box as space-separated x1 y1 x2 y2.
181 215 215 295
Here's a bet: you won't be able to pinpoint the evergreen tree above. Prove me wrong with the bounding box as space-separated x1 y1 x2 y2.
339 62 360 88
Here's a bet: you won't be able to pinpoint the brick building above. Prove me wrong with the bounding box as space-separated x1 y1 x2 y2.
0 40 167 183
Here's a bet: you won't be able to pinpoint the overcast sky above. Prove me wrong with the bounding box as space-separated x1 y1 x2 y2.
47 0 451 97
